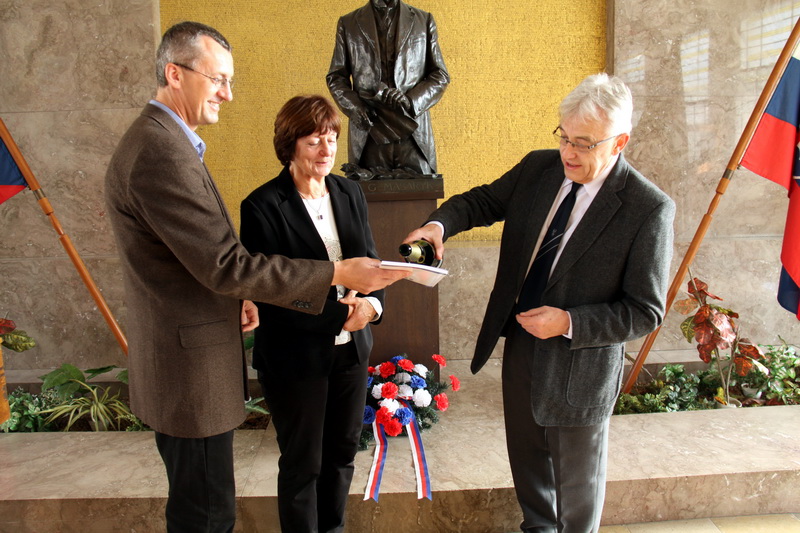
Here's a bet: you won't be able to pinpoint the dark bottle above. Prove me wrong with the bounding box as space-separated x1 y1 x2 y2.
398 240 442 268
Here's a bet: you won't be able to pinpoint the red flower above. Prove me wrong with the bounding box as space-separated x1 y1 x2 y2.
398 358 414 371
434 393 449 411
368 366 376 374
383 418 403 437
432 354 446 367
379 361 396 378
376 406 392 425
381 382 399 399
449 375 460 392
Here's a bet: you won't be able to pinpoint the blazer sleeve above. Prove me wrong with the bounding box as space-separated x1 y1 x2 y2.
125 135 331 314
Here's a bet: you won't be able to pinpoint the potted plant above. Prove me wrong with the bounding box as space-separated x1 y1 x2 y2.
39 364 134 431
673 277 769 407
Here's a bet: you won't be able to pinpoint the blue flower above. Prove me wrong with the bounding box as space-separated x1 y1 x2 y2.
391 355 405 363
410 375 427 389
363 405 376 424
395 407 413 426
367 376 373 388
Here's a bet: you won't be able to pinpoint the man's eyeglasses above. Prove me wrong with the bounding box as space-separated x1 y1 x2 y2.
552 127 618 153
174 63 235 90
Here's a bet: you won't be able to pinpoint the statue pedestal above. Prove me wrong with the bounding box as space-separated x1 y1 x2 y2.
360 179 444 371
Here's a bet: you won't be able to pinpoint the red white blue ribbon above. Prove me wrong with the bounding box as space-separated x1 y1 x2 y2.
401 399 432 499
363 400 432 501
364 420 388 501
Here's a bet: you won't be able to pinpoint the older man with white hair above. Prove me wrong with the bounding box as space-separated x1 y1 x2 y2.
404 73 675 532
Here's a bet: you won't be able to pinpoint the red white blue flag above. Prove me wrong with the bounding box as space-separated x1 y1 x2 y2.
0 132 27 204
741 44 800 319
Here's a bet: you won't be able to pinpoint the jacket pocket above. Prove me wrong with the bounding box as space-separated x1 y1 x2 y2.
565 345 624 409
178 319 233 349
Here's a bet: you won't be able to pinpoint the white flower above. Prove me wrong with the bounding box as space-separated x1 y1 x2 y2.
414 364 429 377
397 384 413 399
371 383 384 399
395 372 411 384
413 389 432 408
380 398 400 413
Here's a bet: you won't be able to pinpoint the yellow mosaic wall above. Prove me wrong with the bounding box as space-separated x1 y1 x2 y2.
159 1 606 240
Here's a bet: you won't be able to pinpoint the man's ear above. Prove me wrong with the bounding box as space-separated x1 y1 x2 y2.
613 133 631 154
163 63 183 88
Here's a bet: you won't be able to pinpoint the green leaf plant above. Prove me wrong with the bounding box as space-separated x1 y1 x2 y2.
39 364 136 431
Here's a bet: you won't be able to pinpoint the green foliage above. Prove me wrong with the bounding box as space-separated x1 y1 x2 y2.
0 388 60 432
245 397 269 416
740 342 800 405
40 364 126 399
1 330 36 352
41 380 133 431
38 364 136 431
615 364 716 415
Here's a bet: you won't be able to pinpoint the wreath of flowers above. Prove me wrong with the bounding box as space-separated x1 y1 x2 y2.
360 353 459 449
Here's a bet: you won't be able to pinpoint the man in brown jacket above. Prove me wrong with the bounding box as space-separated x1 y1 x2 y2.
105 22 406 532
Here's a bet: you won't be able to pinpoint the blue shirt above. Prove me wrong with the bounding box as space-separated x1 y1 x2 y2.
148 99 206 160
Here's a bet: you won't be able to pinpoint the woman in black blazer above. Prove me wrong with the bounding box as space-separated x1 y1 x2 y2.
240 95 383 533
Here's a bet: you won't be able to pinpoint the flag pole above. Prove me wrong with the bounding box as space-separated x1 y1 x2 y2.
622 17 800 393
0 118 128 356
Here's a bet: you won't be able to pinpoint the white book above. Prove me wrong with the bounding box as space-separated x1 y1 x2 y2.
379 260 448 288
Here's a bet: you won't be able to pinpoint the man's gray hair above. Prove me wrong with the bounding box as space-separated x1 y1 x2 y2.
155 21 231 87
559 73 633 134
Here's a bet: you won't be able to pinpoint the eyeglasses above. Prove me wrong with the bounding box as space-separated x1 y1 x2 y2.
552 127 618 153
173 63 235 90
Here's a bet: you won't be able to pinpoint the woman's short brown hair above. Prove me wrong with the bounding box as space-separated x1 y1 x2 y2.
274 95 342 166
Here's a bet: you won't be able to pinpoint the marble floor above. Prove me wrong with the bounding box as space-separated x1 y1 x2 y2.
1 359 799 532
599 513 800 532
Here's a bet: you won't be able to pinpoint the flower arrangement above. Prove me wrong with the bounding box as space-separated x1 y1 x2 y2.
360 353 459 449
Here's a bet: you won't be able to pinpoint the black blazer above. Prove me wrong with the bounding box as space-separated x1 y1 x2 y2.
240 167 384 379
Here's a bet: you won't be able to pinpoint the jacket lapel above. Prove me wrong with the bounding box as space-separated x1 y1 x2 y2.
548 156 627 286
328 178 358 258
515 165 565 285
355 4 379 57
395 1 416 52
275 168 329 259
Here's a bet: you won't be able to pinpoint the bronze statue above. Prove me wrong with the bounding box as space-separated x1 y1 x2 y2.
327 0 449 180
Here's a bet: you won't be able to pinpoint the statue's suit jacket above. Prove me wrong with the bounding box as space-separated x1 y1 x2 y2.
326 0 449 170
239 168 384 379
428 150 675 426
105 104 332 438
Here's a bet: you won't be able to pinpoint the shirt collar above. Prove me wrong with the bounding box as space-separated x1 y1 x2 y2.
149 99 206 160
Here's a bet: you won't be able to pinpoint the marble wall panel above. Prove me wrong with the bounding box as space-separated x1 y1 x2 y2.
614 0 800 358
0 1 155 370
0 0 157 112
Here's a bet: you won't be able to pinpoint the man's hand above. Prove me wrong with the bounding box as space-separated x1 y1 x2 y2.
516 306 570 339
381 88 411 112
353 106 374 129
332 257 409 294
340 290 376 332
241 300 260 332
402 223 445 261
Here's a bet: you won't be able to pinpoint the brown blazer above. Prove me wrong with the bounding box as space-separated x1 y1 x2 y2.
105 104 333 438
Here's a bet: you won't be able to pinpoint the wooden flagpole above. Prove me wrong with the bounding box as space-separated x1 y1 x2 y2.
0 117 128 356
622 17 800 393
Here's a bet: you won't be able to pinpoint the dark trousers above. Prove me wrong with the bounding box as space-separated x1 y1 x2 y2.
503 327 609 533
154 429 236 533
259 342 367 533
